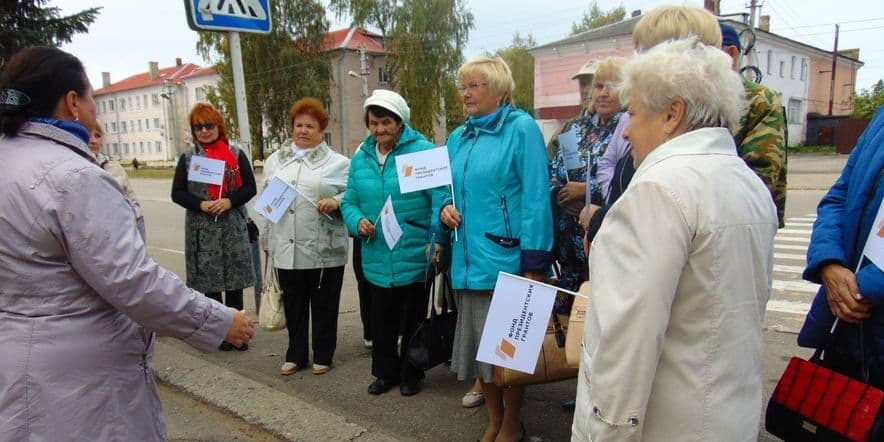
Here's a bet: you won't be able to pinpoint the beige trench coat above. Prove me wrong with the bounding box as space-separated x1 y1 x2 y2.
0 123 233 441
572 128 777 441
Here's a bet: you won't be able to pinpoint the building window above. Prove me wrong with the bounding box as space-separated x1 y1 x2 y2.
108 100 115 111
112 143 119 154
119 98 125 110
121 121 127 133
800 58 808 81
128 97 132 108
379 67 390 84
787 99 802 124
136 95 141 108
154 117 161 128
767 50 773 74
143 94 148 107
152 94 160 105
145 119 150 130
105 123 109 133
790 56 796 79
195 87 205 101
123 143 129 154
111 122 117 133
324 133 331 144
138 120 142 132
156 141 162 153
139 141 144 153
779 61 784 78
101 101 106 113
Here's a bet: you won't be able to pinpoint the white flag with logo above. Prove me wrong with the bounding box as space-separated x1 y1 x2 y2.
187 156 225 185
253 176 299 224
863 199 884 271
380 195 403 250
476 272 558 374
558 125 582 170
396 146 453 194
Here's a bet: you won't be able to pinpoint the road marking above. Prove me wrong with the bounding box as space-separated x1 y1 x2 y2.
775 244 809 251
775 235 810 244
775 252 806 261
767 299 810 315
772 279 819 294
149 246 185 255
789 217 817 223
778 228 813 235
785 222 815 228
773 264 805 274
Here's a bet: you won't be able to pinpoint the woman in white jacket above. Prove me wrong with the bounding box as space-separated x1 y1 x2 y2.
572 38 777 440
261 98 350 376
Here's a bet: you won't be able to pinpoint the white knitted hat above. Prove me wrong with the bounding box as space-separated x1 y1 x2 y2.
363 89 410 124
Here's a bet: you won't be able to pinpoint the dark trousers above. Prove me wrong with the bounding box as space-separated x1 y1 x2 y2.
205 289 243 310
352 240 372 341
370 281 428 383
277 267 344 366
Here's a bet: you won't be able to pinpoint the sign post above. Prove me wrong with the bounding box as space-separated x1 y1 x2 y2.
184 0 273 162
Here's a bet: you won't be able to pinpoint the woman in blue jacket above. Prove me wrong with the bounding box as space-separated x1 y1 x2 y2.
341 90 439 397
438 56 553 442
799 106 884 385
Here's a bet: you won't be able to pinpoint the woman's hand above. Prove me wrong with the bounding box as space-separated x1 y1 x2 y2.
427 243 446 268
441 204 461 229
358 218 376 237
199 200 214 214
224 309 255 348
523 271 546 283
578 204 601 230
316 197 339 213
204 198 232 216
556 181 586 206
821 263 871 323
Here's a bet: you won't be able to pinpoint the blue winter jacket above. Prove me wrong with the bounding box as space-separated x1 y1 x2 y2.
436 104 553 291
341 125 440 288
798 106 884 366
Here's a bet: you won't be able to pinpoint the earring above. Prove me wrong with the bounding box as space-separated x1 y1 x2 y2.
74 115 79 122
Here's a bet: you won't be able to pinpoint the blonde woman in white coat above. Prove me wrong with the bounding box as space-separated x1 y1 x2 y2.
261 98 350 377
572 38 777 441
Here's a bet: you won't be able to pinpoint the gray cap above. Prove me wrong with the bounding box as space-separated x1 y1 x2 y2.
571 60 598 80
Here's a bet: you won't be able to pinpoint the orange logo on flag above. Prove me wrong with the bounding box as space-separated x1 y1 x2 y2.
495 338 517 360
878 220 884 238
403 165 413 177
192 163 201 172
265 204 273 214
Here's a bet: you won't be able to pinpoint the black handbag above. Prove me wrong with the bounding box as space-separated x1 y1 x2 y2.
406 268 457 371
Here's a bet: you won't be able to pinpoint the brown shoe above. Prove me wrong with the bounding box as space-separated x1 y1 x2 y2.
312 364 331 375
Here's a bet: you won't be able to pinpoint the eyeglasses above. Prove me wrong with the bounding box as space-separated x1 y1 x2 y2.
192 123 217 132
456 82 488 94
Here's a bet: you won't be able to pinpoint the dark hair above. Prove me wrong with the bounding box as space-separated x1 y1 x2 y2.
289 97 329 130
364 105 402 127
0 47 88 137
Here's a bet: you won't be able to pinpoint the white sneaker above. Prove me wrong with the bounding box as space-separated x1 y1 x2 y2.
280 362 298 376
462 390 485 408
363 339 373 349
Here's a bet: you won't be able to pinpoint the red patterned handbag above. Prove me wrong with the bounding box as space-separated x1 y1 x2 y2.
767 355 883 441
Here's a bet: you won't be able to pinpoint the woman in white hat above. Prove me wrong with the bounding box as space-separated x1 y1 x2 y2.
341 89 442 396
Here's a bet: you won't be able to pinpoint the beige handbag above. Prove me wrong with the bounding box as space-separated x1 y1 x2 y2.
565 281 590 367
493 313 579 387
258 258 286 331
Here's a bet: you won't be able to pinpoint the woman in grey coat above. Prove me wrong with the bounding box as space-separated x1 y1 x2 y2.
0 47 254 441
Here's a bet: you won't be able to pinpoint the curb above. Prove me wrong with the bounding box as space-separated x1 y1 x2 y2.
152 339 397 442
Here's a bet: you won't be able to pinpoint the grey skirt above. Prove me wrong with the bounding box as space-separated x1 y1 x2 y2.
450 290 495 383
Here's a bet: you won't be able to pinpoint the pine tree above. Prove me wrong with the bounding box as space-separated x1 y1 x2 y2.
0 0 100 65
570 1 626 36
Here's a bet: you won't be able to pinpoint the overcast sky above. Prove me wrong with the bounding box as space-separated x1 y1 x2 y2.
59 0 883 91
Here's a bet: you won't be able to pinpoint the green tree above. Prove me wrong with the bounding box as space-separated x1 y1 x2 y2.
853 79 884 119
329 0 473 140
0 0 101 65
570 1 626 36
494 32 536 113
196 0 330 159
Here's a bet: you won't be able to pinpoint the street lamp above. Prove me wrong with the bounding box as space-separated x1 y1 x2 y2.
161 80 181 158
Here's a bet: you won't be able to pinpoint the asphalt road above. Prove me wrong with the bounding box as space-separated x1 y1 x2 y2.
136 152 847 441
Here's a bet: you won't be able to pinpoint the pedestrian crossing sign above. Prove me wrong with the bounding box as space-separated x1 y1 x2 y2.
185 0 272 34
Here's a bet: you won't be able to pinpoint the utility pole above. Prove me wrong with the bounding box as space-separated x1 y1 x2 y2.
748 0 758 29
229 32 252 162
358 44 369 98
703 0 720 15
828 24 840 116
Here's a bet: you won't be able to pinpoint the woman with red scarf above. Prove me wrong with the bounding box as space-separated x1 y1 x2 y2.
172 103 257 351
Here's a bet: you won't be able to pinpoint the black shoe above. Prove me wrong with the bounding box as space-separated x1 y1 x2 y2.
219 341 234 351
235 343 249 351
368 378 399 395
400 381 421 396
562 399 576 411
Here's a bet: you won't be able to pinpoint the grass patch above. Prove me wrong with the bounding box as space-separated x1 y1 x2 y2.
128 168 176 179
788 145 837 154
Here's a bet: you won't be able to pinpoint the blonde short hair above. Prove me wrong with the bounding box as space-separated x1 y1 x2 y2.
591 57 627 86
633 5 722 51
457 56 515 104
620 38 745 133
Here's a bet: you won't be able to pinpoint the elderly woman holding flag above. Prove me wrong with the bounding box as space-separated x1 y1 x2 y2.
438 55 552 442
797 106 884 387
341 89 441 397
261 98 350 376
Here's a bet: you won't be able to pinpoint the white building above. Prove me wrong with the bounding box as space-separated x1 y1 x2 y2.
94 59 219 163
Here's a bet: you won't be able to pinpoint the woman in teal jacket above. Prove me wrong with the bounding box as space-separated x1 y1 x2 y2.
341 90 439 397
438 56 553 442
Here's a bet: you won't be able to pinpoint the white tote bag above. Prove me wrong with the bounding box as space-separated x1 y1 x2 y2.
258 258 286 331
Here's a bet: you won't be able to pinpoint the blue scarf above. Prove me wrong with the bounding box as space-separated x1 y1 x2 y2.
466 103 510 134
29 117 91 144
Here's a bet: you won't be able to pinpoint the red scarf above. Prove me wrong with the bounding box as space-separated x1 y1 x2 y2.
201 139 242 199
